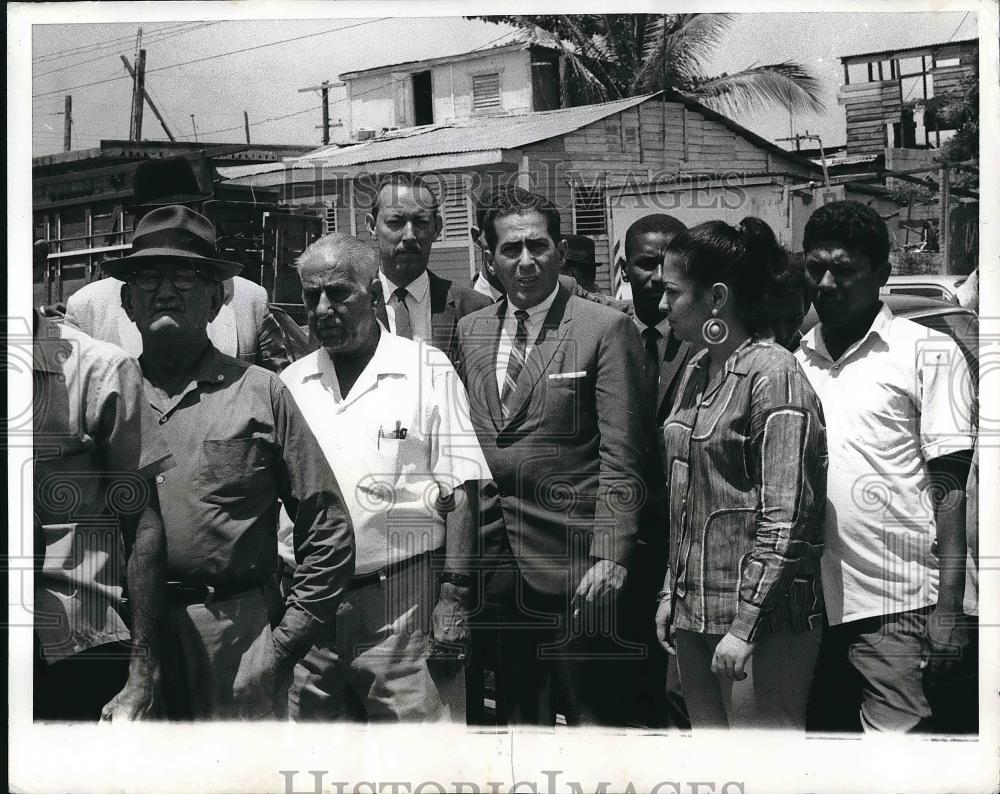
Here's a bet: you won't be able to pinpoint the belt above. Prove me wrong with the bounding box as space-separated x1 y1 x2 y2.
166 580 267 606
350 552 431 591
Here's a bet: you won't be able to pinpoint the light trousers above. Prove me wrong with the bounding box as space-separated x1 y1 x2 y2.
675 626 821 730
289 554 465 722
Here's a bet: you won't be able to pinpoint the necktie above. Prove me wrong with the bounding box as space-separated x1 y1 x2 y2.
500 309 530 421
642 326 661 366
392 287 412 339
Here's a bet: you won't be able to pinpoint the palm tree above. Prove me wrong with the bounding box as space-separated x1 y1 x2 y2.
471 14 825 116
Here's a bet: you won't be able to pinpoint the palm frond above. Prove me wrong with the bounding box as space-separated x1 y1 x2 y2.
685 62 827 116
514 22 610 104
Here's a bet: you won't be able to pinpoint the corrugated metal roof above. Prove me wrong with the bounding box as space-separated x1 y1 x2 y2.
338 36 535 82
840 37 977 63
286 95 655 168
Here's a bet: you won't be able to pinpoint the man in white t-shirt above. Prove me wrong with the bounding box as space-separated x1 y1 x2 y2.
279 232 491 722
794 201 974 732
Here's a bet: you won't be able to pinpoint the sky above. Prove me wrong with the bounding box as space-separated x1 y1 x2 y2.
23 5 979 158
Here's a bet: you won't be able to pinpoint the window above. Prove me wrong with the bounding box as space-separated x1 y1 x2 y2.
412 71 433 126
934 56 961 68
472 72 502 112
573 185 607 236
323 202 338 235
434 175 472 242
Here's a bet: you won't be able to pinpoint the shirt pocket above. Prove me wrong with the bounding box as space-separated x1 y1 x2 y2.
703 508 756 593
198 438 271 504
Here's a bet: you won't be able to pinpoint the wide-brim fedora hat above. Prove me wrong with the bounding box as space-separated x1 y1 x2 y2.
102 205 242 281
128 156 212 210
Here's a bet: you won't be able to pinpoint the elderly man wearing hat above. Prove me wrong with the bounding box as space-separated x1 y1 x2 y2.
105 204 355 720
64 156 293 371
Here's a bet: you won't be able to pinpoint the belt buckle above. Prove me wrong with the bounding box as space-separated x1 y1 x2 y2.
203 584 217 605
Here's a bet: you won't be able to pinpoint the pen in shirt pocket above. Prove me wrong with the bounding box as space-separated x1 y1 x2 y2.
377 420 408 449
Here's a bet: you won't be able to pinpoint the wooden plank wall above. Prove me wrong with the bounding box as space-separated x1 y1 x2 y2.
841 80 901 155
523 98 810 291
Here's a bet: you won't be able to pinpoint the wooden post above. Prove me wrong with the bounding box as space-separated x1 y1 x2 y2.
682 106 689 161
244 111 251 144
63 95 72 151
130 49 146 140
939 166 951 274
321 82 331 146
120 54 176 140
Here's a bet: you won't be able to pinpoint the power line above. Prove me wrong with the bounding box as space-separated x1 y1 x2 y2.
171 27 518 141
32 19 390 99
32 22 198 64
947 12 971 41
33 22 220 78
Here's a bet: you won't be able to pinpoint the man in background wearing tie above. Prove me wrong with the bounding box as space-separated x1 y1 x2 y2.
618 213 693 728
455 190 651 725
365 172 491 364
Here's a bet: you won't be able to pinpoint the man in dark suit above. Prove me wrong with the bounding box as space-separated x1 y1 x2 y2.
455 190 652 726
365 172 491 364
618 213 694 728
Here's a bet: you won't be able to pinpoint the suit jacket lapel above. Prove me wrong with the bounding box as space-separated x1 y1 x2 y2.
465 303 504 431
657 331 692 423
503 286 572 426
427 270 457 351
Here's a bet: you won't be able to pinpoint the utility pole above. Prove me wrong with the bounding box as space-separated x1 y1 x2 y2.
130 49 147 141
776 130 831 189
244 110 251 144
121 54 175 141
939 166 951 273
128 28 142 139
63 95 72 151
298 80 344 145
190 114 198 142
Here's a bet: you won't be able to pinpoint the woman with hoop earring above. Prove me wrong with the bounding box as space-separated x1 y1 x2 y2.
652 216 828 730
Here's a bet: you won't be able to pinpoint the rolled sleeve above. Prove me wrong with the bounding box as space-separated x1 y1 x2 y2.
918 337 975 461
271 379 355 655
734 369 826 641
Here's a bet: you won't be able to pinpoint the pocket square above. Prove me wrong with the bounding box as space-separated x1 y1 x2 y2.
548 371 587 380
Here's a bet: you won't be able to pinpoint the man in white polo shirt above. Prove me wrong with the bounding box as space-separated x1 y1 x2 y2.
795 201 974 732
279 232 491 721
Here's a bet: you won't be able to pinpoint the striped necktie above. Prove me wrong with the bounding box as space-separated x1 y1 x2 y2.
392 287 412 339
500 309 530 421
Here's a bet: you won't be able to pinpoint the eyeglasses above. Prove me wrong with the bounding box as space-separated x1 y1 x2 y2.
133 268 200 291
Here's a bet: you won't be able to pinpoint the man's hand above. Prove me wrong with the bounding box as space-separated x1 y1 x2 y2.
655 596 676 655
429 581 473 678
711 632 757 682
571 559 627 620
100 676 157 722
922 607 969 677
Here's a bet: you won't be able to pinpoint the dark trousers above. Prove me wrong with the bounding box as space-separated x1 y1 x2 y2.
483 568 637 726
33 636 131 721
807 607 934 733
925 613 979 734
619 541 690 729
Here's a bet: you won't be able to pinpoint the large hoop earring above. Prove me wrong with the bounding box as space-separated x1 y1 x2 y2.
701 310 729 345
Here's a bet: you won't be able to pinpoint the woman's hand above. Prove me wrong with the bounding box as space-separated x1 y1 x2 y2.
655 595 676 655
711 631 757 681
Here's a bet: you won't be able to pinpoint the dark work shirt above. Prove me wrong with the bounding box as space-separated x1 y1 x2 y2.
141 344 355 659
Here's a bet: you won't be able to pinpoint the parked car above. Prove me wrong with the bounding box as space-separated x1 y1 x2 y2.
880 274 969 304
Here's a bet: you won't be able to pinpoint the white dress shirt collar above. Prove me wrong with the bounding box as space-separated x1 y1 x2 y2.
379 268 429 303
